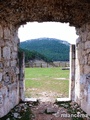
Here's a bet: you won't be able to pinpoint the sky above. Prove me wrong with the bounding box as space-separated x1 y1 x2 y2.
18 22 78 44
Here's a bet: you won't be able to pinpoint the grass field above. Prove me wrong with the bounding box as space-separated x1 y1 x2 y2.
25 67 69 101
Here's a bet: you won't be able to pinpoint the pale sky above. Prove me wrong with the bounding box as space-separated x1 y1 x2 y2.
18 22 78 44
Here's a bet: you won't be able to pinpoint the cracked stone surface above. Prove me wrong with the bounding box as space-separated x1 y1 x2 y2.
0 0 90 27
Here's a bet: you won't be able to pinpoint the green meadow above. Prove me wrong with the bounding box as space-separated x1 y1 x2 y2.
25 67 69 99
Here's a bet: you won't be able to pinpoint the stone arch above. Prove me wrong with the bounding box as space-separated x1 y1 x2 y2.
0 0 90 117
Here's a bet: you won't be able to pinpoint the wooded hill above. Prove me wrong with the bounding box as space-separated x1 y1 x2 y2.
19 48 52 63
20 38 70 62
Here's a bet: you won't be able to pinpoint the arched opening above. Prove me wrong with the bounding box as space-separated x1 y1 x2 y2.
18 22 78 102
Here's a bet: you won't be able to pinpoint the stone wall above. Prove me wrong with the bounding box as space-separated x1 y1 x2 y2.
75 23 90 115
70 45 75 100
0 23 24 118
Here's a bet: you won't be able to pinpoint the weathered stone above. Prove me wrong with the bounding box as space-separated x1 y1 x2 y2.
84 65 90 74
2 87 7 96
0 93 3 107
11 52 17 59
4 61 10 67
6 118 10 120
76 28 80 35
86 23 90 32
87 49 90 54
25 98 38 102
6 41 12 47
14 36 20 45
80 75 86 84
0 25 3 38
88 55 90 61
87 32 90 40
80 65 84 74
82 50 86 56
76 37 81 45
15 67 19 74
0 40 5 47
3 47 11 59
11 60 17 67
85 56 87 64
13 112 19 118
46 107 58 114
4 75 10 84
14 46 18 52
0 73 2 81
85 41 90 49
0 47 1 61
88 55 90 65
80 24 86 33
81 33 87 42
4 27 10 39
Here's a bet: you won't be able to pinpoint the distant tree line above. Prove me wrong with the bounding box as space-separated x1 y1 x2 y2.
19 48 53 63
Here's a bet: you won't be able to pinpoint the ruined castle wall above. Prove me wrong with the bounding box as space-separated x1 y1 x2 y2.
75 23 90 115
0 23 24 118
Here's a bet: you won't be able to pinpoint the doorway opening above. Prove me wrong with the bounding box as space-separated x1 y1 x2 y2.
18 22 78 102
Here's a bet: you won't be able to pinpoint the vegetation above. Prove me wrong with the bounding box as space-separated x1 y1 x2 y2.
19 48 52 63
25 67 69 99
57 101 88 120
20 38 70 61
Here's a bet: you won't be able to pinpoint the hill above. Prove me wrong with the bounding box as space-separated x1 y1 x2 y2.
20 38 70 61
19 48 52 63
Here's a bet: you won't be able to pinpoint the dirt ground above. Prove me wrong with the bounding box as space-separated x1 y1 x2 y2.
30 100 71 120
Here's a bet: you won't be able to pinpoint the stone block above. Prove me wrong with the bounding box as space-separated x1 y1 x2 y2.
85 56 87 64
0 40 4 47
0 73 2 81
80 75 86 84
3 47 11 59
11 52 17 59
4 76 11 84
88 55 90 60
80 65 84 74
86 23 90 31
4 27 10 39
14 46 18 52
0 107 4 118
85 41 90 49
80 24 86 33
16 67 19 74
6 41 12 47
79 57 84 65
11 60 17 67
87 32 90 40
4 61 10 67
87 49 90 54
81 99 87 113
14 36 20 45
1 86 8 97
81 33 87 42
0 62 3 69
0 25 3 38
0 93 3 107
0 47 1 60
82 50 86 56
84 65 90 74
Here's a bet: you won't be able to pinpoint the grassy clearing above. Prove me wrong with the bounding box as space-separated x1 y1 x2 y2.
25 67 69 99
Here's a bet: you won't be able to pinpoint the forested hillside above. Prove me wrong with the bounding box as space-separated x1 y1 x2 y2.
20 38 70 61
19 48 52 63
